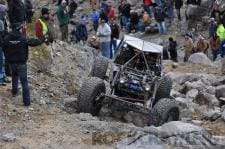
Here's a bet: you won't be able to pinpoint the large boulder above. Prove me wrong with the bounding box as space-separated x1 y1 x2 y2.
116 121 225 148
215 85 225 98
194 92 220 108
188 53 213 66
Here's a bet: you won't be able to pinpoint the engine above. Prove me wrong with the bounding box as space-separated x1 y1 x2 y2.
116 68 153 97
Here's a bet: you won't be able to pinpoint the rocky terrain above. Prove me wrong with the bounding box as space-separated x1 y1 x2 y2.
1 0 225 148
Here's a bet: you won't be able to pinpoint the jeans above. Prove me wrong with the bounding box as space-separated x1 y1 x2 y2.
110 39 117 58
126 22 145 33
11 63 30 106
122 16 129 28
167 7 174 22
0 48 5 83
100 41 111 59
157 21 167 34
176 9 181 20
144 5 151 16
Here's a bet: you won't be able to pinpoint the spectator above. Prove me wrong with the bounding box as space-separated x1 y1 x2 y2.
91 9 100 32
96 18 111 58
154 6 167 34
68 0 77 18
118 0 131 29
90 0 98 10
174 0 183 20
100 8 108 22
108 5 115 21
74 16 88 45
210 0 220 22
168 37 178 62
126 10 139 33
209 34 220 61
143 0 152 16
101 0 109 14
56 0 69 41
196 35 209 54
184 34 194 62
35 8 55 44
7 0 26 25
216 23 225 41
3 23 44 106
220 39 225 74
24 0 34 23
143 11 151 26
0 1 8 86
208 17 217 38
165 0 174 24
110 18 120 58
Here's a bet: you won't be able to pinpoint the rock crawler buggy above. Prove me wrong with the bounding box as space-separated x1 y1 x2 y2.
78 35 179 126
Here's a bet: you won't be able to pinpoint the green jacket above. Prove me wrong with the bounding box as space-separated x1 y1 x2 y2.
216 24 225 41
56 5 69 27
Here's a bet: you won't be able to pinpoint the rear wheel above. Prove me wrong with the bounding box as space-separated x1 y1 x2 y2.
90 56 108 79
149 98 179 126
77 77 105 115
155 76 173 102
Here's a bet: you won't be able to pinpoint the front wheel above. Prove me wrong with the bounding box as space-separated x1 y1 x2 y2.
149 98 179 126
77 77 105 116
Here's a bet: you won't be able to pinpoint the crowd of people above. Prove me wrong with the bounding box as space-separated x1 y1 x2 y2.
0 0 225 107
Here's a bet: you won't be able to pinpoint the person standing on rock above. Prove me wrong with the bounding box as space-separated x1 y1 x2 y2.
209 34 220 61
56 0 69 41
96 18 111 59
196 35 209 55
68 0 77 18
174 0 183 21
184 33 194 62
2 23 45 106
110 17 120 58
154 6 167 34
35 8 55 45
91 9 100 32
24 0 34 23
168 37 178 62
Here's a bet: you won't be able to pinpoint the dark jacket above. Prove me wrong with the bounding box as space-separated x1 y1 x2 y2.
154 7 165 22
110 23 120 39
118 3 131 17
100 9 108 22
174 0 183 9
130 12 139 25
8 0 26 24
75 23 88 41
2 31 43 64
24 0 34 23
169 41 178 60
68 1 77 18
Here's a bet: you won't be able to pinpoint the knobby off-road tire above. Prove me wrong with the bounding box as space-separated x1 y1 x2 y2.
90 56 108 79
149 98 179 126
77 77 105 116
155 76 173 101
